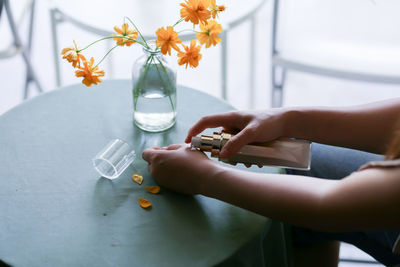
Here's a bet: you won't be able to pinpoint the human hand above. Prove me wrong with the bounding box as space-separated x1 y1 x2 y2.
185 109 289 157
142 144 219 195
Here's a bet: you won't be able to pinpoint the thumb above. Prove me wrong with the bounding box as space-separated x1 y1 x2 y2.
142 147 161 163
142 145 184 163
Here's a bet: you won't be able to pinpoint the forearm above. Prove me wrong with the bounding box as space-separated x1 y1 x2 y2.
282 98 400 154
203 165 335 230
203 165 400 232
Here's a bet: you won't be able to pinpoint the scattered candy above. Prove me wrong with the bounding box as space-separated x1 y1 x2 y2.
133 174 161 208
138 197 152 209
132 174 143 185
145 186 161 194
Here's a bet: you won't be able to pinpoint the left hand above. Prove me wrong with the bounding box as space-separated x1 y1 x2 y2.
142 144 219 195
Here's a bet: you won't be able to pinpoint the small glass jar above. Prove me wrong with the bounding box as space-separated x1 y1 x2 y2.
132 41 177 132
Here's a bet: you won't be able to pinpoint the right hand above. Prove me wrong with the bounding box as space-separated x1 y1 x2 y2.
185 109 290 157
142 144 216 195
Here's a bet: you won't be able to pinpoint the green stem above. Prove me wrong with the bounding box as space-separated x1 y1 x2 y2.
91 37 147 68
77 36 115 52
154 57 176 112
177 29 201 34
134 55 154 107
78 36 146 53
95 44 120 68
94 38 143 68
134 54 176 113
125 16 150 49
173 18 184 27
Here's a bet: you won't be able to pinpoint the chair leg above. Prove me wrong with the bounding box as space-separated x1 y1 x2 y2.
21 47 43 99
4 0 43 99
23 0 39 99
50 8 62 87
106 38 114 78
0 0 3 18
271 64 286 108
220 30 228 101
249 16 256 108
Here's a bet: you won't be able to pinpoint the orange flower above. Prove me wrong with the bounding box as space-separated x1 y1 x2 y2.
112 23 138 46
75 57 105 87
196 20 222 48
210 0 225 19
180 0 211 25
155 26 182 55
177 40 202 68
61 40 84 68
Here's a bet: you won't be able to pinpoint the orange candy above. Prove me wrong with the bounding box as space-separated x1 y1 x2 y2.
132 174 144 185
138 197 152 209
145 186 161 194
132 174 160 208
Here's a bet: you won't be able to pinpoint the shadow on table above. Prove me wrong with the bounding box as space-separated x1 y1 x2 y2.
129 124 178 153
0 259 13 267
214 221 293 267
91 126 177 216
92 176 134 216
158 189 211 228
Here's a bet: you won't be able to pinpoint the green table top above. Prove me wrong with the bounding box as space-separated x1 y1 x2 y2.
0 80 282 267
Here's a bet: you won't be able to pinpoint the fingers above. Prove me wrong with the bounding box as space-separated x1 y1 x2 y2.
221 127 240 135
165 144 184 150
220 124 257 157
142 147 157 163
185 112 240 143
142 144 187 163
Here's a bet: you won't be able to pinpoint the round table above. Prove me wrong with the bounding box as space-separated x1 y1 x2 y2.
0 80 289 267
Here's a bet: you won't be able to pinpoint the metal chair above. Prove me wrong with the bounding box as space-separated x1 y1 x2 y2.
271 1 389 265
0 0 43 99
270 0 400 108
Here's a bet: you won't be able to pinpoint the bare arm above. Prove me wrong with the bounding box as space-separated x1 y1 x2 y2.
142 145 400 232
204 165 400 231
185 98 400 156
285 98 400 154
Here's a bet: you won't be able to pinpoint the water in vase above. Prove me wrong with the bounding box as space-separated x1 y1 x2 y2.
134 89 176 132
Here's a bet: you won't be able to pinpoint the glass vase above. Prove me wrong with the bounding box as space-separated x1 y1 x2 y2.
132 42 177 132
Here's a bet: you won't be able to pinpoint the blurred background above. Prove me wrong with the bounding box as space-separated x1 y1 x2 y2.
1 0 399 265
